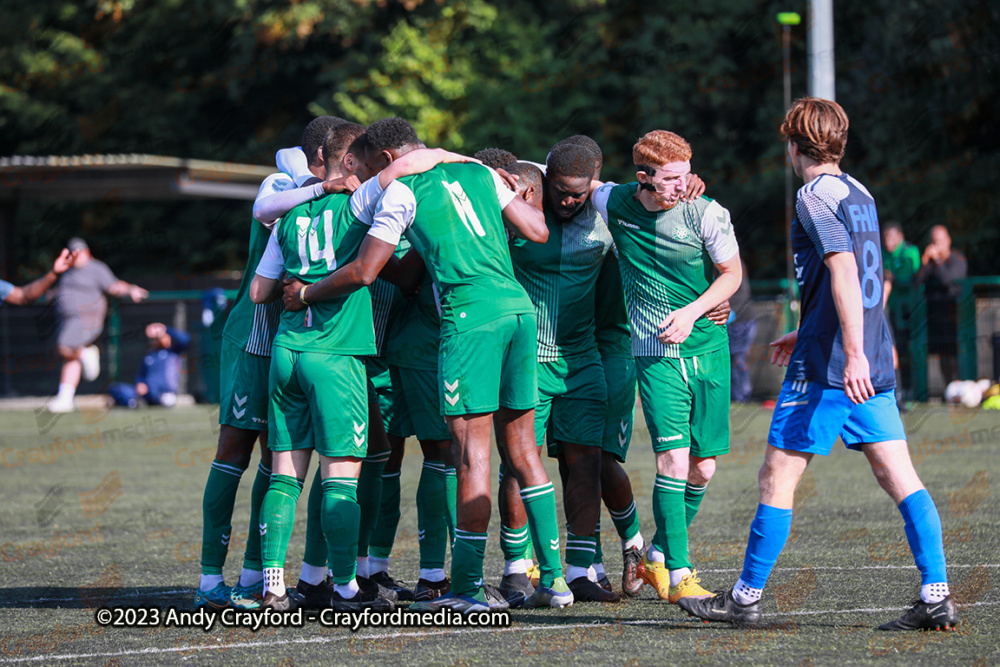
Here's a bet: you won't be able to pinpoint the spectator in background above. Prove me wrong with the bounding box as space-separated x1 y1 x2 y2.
917 225 967 387
1 249 74 306
728 259 757 402
882 221 920 288
882 221 920 403
108 323 190 408
47 237 149 413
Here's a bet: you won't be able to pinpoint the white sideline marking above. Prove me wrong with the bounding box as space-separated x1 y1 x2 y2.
7 565 999 606
0 602 997 664
701 564 1000 573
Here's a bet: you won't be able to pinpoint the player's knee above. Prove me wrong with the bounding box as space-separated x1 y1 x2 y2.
655 449 688 479
215 425 258 466
689 457 716 485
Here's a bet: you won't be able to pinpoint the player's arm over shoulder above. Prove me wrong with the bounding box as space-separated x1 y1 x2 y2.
699 200 739 264
490 165 548 243
253 172 325 227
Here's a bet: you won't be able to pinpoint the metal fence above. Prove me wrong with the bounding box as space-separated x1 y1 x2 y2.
2 280 997 401
0 290 233 400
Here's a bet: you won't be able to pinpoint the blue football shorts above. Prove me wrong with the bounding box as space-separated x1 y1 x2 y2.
768 380 906 455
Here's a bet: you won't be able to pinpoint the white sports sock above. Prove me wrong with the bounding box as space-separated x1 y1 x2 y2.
263 567 285 598
199 574 224 591
921 582 950 603
420 568 446 583
238 568 263 588
334 579 360 599
733 577 763 605
566 565 589 583
57 383 76 401
646 544 665 564
668 567 691 587
356 556 369 579
592 563 606 579
299 562 327 586
623 532 644 552
504 559 528 576
369 556 390 575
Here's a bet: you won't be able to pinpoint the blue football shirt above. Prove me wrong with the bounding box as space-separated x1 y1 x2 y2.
787 173 895 391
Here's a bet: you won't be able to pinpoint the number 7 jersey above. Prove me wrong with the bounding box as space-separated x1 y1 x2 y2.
788 173 895 390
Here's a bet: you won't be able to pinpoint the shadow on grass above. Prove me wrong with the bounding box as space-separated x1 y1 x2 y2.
0 586 193 609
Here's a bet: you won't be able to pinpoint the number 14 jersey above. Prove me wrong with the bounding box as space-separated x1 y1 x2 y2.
789 173 895 391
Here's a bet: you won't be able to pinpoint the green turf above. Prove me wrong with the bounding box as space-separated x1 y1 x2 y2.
0 403 997 665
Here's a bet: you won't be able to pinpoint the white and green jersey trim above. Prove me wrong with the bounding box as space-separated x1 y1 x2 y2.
593 182 739 358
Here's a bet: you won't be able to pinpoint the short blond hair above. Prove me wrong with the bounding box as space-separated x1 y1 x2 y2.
633 130 692 170
780 97 849 164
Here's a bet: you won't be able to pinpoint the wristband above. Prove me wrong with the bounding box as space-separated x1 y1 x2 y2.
299 285 309 306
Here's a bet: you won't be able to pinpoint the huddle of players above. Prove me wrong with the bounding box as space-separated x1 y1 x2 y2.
195 99 957 629
193 115 736 614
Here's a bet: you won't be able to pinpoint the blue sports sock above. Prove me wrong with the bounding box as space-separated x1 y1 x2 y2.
740 504 794 589
898 489 948 585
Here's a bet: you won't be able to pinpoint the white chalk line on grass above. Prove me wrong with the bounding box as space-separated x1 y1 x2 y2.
0 601 997 664
4 565 997 607
701 564 1000 573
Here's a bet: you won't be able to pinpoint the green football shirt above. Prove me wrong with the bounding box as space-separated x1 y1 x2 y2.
369 236 412 357
365 163 533 337
383 268 441 372
593 182 739 358
255 192 375 356
594 251 632 359
222 215 282 356
509 200 612 361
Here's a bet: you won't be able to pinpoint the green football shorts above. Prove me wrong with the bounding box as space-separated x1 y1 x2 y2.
365 356 412 439
601 355 637 462
438 313 538 416
395 365 450 441
268 347 368 458
219 339 270 431
636 346 730 456
537 356 607 457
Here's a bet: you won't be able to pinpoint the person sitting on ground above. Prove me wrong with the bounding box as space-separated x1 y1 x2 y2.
108 323 190 408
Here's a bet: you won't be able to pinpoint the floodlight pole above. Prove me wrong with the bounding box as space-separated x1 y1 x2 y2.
808 0 836 100
778 12 801 309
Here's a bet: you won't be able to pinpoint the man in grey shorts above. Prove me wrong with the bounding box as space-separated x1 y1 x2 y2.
48 238 148 413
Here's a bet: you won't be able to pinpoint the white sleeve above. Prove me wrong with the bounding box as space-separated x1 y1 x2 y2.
700 201 740 265
254 231 286 279
591 182 616 222
349 176 387 225
367 181 416 246
253 173 324 226
526 160 547 175
487 166 517 209
276 147 314 187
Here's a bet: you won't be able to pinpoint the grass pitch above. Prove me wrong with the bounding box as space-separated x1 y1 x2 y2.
0 401 997 665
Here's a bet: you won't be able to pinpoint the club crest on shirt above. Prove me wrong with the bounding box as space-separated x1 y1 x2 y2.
672 225 691 241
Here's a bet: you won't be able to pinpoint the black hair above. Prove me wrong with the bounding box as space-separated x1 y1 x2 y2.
546 143 598 180
474 147 518 170
322 123 366 166
882 220 903 233
365 117 421 154
302 116 348 166
347 132 370 160
506 161 543 190
554 134 603 171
